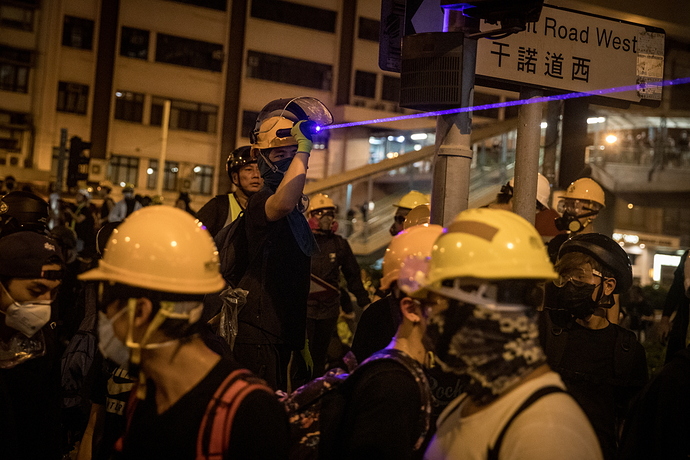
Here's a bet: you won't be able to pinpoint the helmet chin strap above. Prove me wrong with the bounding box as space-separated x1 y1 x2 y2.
125 299 203 399
259 151 283 175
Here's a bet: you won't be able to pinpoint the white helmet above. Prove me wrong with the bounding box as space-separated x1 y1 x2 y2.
508 173 551 209
79 206 224 295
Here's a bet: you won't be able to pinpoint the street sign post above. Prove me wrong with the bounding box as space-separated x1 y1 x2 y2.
475 4 665 106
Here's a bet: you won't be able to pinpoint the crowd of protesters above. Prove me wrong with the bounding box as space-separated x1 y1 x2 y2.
0 97 688 460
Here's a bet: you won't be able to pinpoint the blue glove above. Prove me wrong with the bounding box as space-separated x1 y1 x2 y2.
291 120 314 153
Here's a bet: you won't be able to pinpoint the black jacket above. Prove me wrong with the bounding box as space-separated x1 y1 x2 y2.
308 231 369 319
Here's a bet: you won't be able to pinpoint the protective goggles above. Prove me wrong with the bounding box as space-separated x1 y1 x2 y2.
553 268 603 287
312 209 335 218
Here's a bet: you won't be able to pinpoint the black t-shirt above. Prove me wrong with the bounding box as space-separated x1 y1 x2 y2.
237 188 310 349
118 358 289 460
325 359 423 460
549 321 648 460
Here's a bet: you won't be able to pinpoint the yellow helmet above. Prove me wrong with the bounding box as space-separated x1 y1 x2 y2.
559 178 605 208
423 208 557 290
308 193 336 214
403 204 431 229
394 191 430 210
251 116 297 151
79 206 224 295
380 224 444 291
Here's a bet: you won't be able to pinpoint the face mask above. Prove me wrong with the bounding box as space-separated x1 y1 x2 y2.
544 280 599 320
425 301 545 406
258 154 292 191
98 309 131 369
3 300 52 338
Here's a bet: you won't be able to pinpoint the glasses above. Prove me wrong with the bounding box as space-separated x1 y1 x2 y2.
554 268 603 287
557 199 597 215
394 215 407 224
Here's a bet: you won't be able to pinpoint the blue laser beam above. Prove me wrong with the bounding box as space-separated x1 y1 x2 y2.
322 77 690 131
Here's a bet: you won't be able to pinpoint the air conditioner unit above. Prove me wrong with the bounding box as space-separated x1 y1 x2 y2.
6 153 22 167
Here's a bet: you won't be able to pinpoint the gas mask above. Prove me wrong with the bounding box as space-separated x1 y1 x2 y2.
308 209 338 233
554 199 599 233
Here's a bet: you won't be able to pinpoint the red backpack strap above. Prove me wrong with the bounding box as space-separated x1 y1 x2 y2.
196 368 274 460
114 383 140 452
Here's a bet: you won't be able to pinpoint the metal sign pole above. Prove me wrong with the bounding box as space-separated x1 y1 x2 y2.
430 11 478 226
513 87 543 225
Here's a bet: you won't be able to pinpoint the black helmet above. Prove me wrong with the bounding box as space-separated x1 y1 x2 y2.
225 146 255 180
0 191 49 239
558 233 633 294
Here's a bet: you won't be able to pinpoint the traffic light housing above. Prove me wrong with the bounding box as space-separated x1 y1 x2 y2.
67 136 91 189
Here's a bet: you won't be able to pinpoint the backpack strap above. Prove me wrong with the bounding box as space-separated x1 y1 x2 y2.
114 383 141 452
541 312 570 370
196 368 274 460
611 325 641 386
487 386 565 460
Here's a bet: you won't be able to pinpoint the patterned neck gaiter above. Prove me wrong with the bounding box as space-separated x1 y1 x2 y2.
425 302 546 406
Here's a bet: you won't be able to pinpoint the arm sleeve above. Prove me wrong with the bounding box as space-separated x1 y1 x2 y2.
227 389 290 460
338 237 370 307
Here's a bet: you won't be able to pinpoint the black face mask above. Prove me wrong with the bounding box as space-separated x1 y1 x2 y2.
544 281 598 320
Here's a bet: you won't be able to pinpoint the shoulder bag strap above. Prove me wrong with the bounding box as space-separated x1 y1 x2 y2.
487 386 566 460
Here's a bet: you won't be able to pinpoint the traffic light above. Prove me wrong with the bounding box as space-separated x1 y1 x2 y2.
67 136 91 189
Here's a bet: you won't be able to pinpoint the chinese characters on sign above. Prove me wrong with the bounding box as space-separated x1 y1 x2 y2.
491 42 591 82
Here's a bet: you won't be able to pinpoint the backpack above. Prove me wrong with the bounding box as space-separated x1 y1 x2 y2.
282 348 432 460
116 368 273 459
214 211 250 288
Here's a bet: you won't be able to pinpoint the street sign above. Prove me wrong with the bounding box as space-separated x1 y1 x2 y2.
475 4 665 105
379 0 444 72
